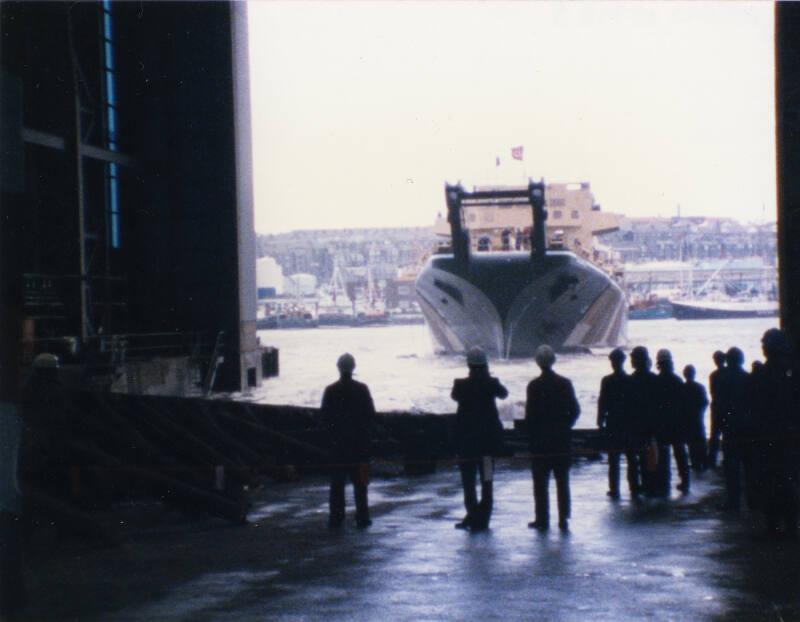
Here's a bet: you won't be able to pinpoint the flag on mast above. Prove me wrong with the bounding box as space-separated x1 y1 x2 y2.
511 146 524 161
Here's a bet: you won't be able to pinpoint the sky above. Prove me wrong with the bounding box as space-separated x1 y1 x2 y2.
247 1 775 234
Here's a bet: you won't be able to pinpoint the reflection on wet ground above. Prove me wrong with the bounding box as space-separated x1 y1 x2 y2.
26 459 800 621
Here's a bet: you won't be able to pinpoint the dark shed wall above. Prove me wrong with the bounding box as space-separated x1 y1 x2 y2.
1 1 252 389
115 2 241 347
776 3 800 350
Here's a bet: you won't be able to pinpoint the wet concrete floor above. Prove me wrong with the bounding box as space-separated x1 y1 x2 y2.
23 458 800 621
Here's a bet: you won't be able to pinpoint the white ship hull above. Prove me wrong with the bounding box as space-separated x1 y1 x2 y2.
416 250 627 358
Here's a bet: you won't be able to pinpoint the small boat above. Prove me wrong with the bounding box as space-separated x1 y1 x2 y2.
670 298 779 320
628 294 673 320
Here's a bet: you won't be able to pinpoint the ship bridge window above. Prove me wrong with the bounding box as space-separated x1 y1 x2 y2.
571 210 580 219
548 198 566 207
553 210 563 219
434 279 463 304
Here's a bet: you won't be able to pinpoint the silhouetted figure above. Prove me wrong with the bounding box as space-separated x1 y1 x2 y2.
707 350 728 469
653 349 690 495
751 329 798 538
321 353 376 529
597 348 639 500
629 346 658 497
526 345 580 532
682 365 709 472
451 347 508 531
719 347 752 512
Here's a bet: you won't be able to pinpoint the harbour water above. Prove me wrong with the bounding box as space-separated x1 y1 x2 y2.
252 317 777 429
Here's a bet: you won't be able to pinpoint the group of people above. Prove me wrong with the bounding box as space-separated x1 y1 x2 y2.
320 328 798 539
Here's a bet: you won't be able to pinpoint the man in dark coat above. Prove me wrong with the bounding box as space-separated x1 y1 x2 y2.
597 348 639 500
526 345 580 532
653 349 690 495
719 347 752 512
628 346 658 496
707 350 728 469
682 365 709 472
751 329 798 538
321 353 376 529
451 346 508 531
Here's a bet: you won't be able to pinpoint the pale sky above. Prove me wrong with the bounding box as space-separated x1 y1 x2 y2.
248 1 776 234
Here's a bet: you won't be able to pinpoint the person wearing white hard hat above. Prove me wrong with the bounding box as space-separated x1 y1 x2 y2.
320 353 376 529
653 348 690 496
451 346 508 531
525 345 580 532
597 348 640 501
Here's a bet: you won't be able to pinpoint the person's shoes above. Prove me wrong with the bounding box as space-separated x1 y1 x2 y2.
607 490 621 500
470 523 489 532
558 519 569 533
676 481 690 494
355 518 372 529
328 519 343 529
528 520 549 531
454 520 471 530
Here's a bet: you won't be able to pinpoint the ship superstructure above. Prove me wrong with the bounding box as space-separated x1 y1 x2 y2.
416 181 627 357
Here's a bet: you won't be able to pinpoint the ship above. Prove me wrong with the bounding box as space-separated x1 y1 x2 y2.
415 181 627 357
670 298 778 320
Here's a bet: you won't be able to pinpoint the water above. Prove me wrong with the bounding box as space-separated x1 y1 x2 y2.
251 318 777 429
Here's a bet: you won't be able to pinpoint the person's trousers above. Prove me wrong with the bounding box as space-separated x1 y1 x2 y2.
532 455 571 524
672 442 691 488
459 457 493 528
722 436 745 509
644 444 671 496
329 464 369 526
608 450 641 496
688 436 708 471
708 411 722 468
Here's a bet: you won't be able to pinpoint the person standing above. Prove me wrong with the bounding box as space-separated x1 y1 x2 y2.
653 349 690 495
707 350 728 469
451 347 508 531
597 348 639 500
751 329 798 538
321 353 376 529
629 346 658 497
719 347 752 512
526 345 580 532
682 365 709 472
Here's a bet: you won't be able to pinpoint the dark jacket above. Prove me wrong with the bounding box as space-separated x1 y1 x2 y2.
525 369 580 455
653 371 686 443
683 379 709 439
628 369 657 442
751 357 798 442
321 376 375 461
709 367 728 422
451 370 508 458
720 367 751 437
597 371 630 437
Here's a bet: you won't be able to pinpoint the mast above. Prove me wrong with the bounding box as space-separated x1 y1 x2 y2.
528 179 547 261
445 183 471 269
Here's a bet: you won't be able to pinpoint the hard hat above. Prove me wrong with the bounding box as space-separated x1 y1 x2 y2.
762 328 790 354
534 344 556 368
336 353 356 373
656 349 672 364
726 347 744 366
609 348 626 362
466 346 487 367
32 353 59 369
